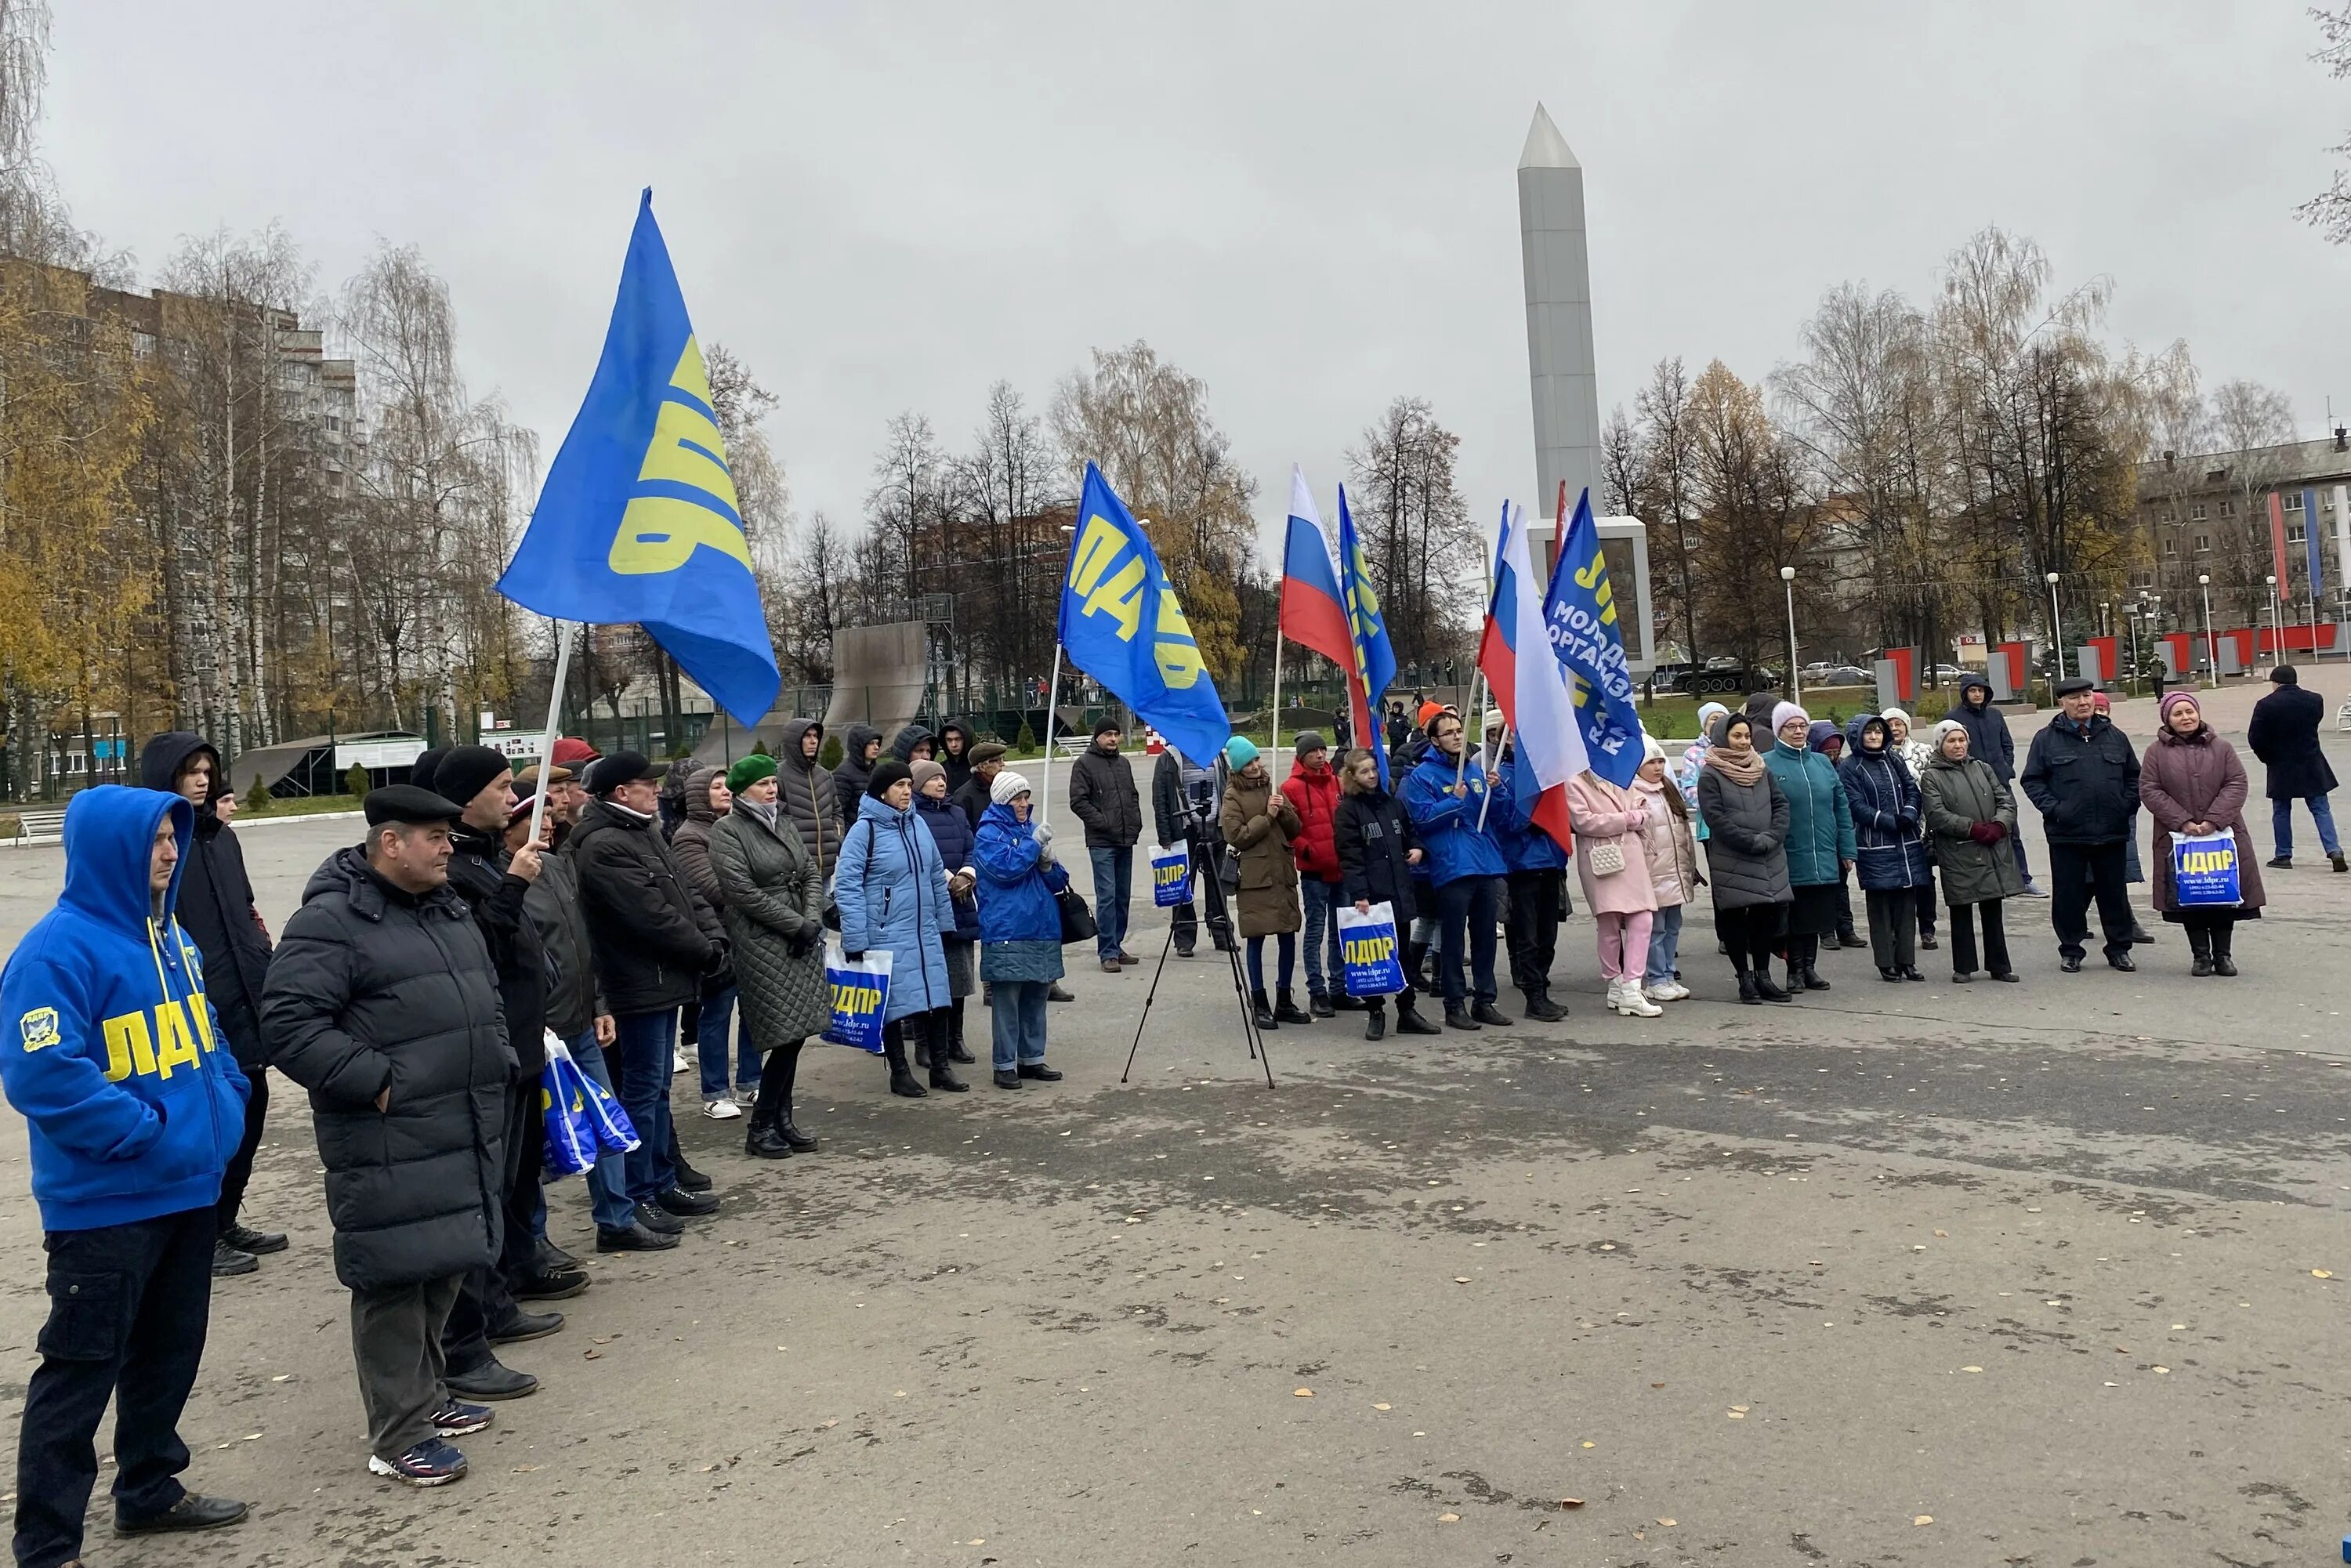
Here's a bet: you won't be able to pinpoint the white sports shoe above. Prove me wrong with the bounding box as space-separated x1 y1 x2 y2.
672 1049 690 1074
701 1098 742 1121
1646 980 1690 1002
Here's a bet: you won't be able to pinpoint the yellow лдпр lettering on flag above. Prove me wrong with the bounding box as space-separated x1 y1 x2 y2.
609 338 751 577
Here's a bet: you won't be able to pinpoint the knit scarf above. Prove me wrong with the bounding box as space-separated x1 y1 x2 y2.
1704 742 1766 787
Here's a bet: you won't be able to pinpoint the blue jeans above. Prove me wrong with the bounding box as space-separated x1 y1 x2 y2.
614 1009 679 1207
1245 932 1296 990
1645 904 1684 983
990 980 1049 1070
2273 794 2341 858
1089 846 1133 960
694 983 758 1098
570 1032 636 1233
1433 875 1499 1007
1300 879 1343 996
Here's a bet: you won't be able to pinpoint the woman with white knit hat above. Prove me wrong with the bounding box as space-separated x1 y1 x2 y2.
972 770 1069 1088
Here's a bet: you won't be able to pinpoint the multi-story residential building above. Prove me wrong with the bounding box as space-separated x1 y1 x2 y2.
2135 430 2351 630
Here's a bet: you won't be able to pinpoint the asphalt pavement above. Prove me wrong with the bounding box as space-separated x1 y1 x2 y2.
0 695 2346 1566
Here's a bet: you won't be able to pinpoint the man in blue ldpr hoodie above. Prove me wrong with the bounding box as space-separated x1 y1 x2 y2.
0 786 252 1567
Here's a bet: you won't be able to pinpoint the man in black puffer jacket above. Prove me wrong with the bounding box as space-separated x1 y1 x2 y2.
429 746 581 1363
569 753 725 1230
263 787 514 1487
833 724 883 826
137 731 287 1279
2020 679 2141 972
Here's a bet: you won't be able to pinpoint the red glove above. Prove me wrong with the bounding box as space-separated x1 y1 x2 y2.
1967 821 2001 846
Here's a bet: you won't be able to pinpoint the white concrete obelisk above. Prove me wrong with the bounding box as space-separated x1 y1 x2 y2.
1519 103 1600 530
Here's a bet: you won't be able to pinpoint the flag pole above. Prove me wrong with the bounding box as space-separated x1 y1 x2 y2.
524 619 576 849
1475 721 1513 834
1038 639 1065 827
1268 633 1284 755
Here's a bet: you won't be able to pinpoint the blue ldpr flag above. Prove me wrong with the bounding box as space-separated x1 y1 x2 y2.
1541 487 1646 788
1337 484 1397 786
1057 462 1232 766
2305 487 2326 601
497 190 780 726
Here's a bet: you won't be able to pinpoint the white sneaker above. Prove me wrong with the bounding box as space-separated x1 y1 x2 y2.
672 1050 690 1075
1647 980 1690 1002
701 1097 741 1121
737 1085 758 1106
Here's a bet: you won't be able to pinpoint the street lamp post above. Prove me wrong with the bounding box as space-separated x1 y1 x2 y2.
2045 571 2064 697
2124 604 2141 699
2266 574 2283 668
2197 573 2217 686
1780 566 1800 703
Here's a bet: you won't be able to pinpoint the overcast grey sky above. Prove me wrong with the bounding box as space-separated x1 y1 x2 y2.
42 1 2351 560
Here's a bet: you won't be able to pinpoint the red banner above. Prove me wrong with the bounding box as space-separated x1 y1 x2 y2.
2269 491 2291 586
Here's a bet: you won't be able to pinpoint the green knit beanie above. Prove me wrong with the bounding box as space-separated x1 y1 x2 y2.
726 753 778 794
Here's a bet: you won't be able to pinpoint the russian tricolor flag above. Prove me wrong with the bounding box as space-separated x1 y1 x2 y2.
1477 502 1581 849
1278 467 1365 737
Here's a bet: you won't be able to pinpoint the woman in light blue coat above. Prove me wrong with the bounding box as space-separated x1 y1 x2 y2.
834 759 962 1097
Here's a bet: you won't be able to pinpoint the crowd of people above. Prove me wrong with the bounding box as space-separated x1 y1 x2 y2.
0 667 2339 1563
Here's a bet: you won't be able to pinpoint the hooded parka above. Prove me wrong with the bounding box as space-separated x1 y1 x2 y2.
137 733 273 1063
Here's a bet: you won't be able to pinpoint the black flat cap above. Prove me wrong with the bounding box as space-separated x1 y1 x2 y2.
584 750 667 795
2053 677 2096 697
364 784 465 826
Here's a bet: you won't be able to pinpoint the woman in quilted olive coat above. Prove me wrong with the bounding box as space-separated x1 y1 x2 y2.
708 755 828 1159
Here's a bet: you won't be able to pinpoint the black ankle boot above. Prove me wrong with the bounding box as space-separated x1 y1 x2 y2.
947 1001 975 1063
1275 987 1313 1025
1251 989 1280 1030
1396 993 1440 1034
1753 971 1791 1002
1737 970 1761 1005
926 1019 969 1092
1522 989 1567 1022
744 1098 792 1158
2188 925 2214 977
1310 990 1335 1019
885 1037 926 1098
1364 1000 1386 1041
1800 963 1832 991
2212 922 2238 977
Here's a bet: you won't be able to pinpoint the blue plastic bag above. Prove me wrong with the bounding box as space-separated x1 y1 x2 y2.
539 1042 600 1178
1150 843 1191 907
569 1043 640 1154
2172 831 2241 907
823 944 892 1052
1338 900 1407 997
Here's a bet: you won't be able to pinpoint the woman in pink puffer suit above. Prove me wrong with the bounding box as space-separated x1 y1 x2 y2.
1565 766 1662 1017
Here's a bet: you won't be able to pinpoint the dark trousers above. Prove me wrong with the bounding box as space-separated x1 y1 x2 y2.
1948 899 2010 976
2048 841 2132 959
15 1207 214 1568
1715 901 1786 972
352 1273 463 1462
1168 831 1230 951
1433 875 1500 1007
442 1080 520 1375
500 1070 543 1291
1864 886 1918 970
1504 868 1563 999
1914 867 1937 939
615 1009 680 1206
213 1062 268 1236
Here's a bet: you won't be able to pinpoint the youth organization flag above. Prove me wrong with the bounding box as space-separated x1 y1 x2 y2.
498 190 780 726
1540 485 1646 788
1337 483 1396 784
1476 502 1581 849
1057 462 1232 767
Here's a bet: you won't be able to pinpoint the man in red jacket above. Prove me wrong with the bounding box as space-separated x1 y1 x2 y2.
1281 733 1353 1016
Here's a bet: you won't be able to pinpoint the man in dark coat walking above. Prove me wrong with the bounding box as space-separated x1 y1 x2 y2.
1067 718 1143 972
1949 674 2042 896
263 787 515 1487
137 732 288 1279
2246 664 2346 871
2019 679 2141 972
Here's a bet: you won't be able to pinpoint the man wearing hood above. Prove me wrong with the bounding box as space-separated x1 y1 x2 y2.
887 723 936 765
1 785 254 1556
1950 673 2042 896
137 731 286 1280
772 719 839 889
937 719 979 798
833 724 883 825
1068 718 1143 972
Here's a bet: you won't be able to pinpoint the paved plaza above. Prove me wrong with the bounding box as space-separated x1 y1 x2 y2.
0 685 2346 1565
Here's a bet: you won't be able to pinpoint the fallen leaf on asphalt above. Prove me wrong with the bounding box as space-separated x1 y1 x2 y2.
270 1374 291 1383
513 1464 540 1472
1293 1388 1313 1397
1454 1276 1472 1284
1599 1244 1616 1251
1581 1440 1596 1449
968 1540 985 1547
242 1432 262 1441
1726 1411 1745 1419
1657 1517 1676 1526
1730 1404 1750 1413
820 1419 839 1429
592 1336 610 1345
583 1349 602 1360
1372 1403 1391 1410
2154 1366 2170 1374
1650 1382 1665 1389
1559 1497 1584 1508
1914 1515 1933 1526
893 1390 907 1398
1438 1512 1460 1523
1962 1366 1983 1374
1933 1229 1948 1237
2313 1269 2334 1279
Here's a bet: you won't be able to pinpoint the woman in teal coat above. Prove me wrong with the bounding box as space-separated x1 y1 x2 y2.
1761 702 1856 993
835 760 962 1098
